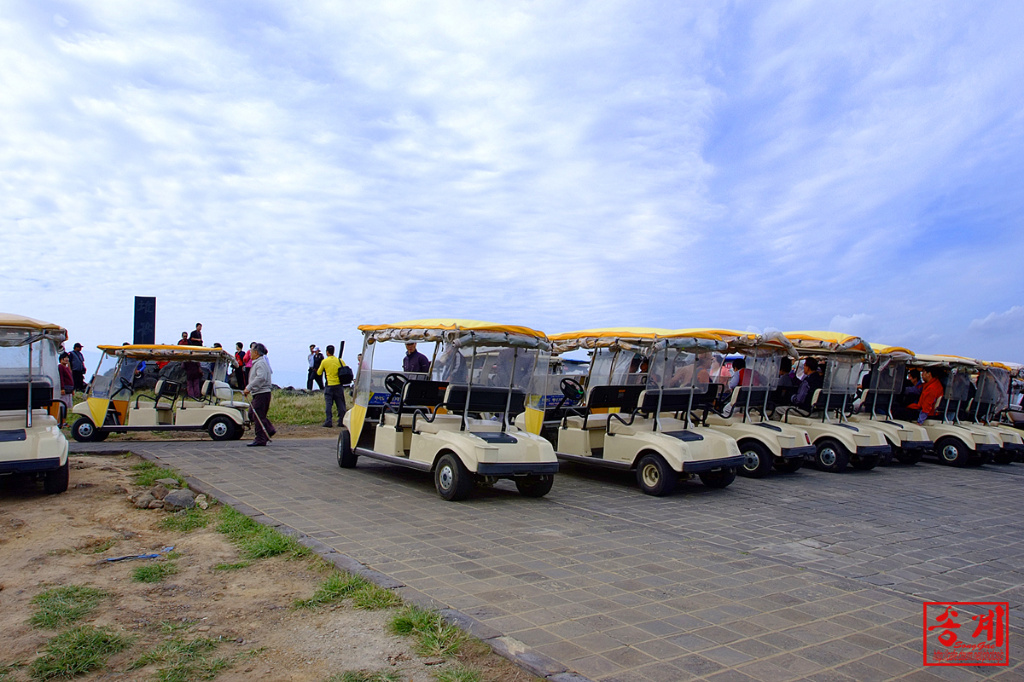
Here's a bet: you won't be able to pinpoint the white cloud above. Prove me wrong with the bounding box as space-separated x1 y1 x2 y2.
969 306 1024 334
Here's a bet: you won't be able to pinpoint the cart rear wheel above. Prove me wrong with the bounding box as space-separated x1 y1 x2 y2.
515 474 553 498
774 457 803 473
207 416 237 441
851 454 879 470
699 468 737 489
894 447 923 465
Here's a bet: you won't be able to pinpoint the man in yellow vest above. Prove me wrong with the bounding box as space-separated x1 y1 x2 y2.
316 345 347 427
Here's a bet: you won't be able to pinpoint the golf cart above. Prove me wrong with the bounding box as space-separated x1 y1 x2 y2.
778 331 891 472
846 344 934 465
0 314 70 494
538 328 743 496
338 319 559 501
70 345 249 442
933 356 1024 464
907 354 1001 466
688 329 814 478
998 362 1024 432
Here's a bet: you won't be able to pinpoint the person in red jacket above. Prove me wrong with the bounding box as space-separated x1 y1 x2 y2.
901 368 945 423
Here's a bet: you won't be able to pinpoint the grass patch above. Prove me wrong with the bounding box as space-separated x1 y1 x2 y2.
159 619 198 634
131 562 178 583
295 573 401 611
29 585 106 629
267 389 338 425
433 666 482 682
214 561 251 571
389 606 466 658
350 583 402 610
325 671 402 682
88 537 119 554
216 506 311 560
129 636 231 682
29 625 132 681
130 461 184 488
160 508 209 532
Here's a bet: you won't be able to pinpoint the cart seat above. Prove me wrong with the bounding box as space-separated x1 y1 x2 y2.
410 413 463 433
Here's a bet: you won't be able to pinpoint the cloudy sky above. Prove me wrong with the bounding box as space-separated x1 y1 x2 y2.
3 1 1023 386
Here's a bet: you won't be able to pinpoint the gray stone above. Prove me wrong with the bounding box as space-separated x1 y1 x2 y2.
194 494 209 510
151 483 169 500
133 492 155 509
155 477 178 487
147 499 165 509
163 489 196 510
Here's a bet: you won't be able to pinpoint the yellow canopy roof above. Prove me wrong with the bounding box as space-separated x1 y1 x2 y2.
784 331 872 354
358 318 546 339
550 327 723 342
911 353 979 368
869 343 915 356
97 344 238 365
0 313 67 338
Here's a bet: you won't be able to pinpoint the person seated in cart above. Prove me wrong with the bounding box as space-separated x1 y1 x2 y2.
893 367 944 424
790 357 823 411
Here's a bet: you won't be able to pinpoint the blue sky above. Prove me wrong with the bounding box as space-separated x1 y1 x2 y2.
3 1 1022 387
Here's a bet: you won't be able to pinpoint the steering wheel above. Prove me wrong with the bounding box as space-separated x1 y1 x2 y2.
384 373 409 400
111 377 133 399
560 377 585 403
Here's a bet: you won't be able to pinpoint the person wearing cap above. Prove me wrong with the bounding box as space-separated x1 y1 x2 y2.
403 343 430 374
307 344 325 391
69 343 87 391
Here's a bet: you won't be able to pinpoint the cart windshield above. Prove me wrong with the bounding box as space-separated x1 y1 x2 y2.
975 368 1010 415
587 348 647 388
90 352 136 401
944 367 972 403
822 357 863 395
651 348 721 391
0 336 60 392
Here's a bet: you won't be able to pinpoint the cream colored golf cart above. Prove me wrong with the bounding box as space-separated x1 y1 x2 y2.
0 314 70 494
537 328 743 496
778 332 891 472
685 329 814 478
903 354 1001 466
846 343 934 465
338 319 559 501
70 345 249 442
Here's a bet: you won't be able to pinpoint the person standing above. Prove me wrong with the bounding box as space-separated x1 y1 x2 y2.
189 323 203 346
403 342 430 374
177 332 190 346
233 342 246 389
69 343 87 391
243 342 275 446
58 353 75 426
316 345 347 427
307 345 325 391
243 342 255 386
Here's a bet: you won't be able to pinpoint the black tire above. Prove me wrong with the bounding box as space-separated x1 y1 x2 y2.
851 454 879 471
43 460 69 494
337 429 358 468
434 453 473 501
72 418 98 443
207 416 237 441
992 451 1014 465
737 440 774 479
936 437 970 467
93 430 110 442
515 474 554 498
636 453 677 496
894 447 923 465
699 468 737 489
815 438 850 473
774 457 803 474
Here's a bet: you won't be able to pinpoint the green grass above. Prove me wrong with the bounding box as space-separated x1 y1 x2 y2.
160 508 209 532
131 562 178 583
433 666 482 682
295 573 401 611
216 506 311 560
87 538 119 554
128 636 231 682
214 561 251 571
130 461 185 488
267 389 336 425
388 606 466 658
28 626 132 681
29 585 106 629
325 671 402 682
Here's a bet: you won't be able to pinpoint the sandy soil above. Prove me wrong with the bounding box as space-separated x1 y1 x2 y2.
0 455 536 681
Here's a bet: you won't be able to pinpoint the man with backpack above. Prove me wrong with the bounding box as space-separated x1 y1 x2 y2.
316 345 349 427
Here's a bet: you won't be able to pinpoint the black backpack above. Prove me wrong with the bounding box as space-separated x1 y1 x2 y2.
338 363 354 386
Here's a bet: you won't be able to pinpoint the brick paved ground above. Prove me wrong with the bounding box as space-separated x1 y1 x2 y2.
71 437 1024 681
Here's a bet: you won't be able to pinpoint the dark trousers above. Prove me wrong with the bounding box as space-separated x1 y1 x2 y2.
72 369 86 392
249 392 275 444
307 367 324 391
324 385 346 425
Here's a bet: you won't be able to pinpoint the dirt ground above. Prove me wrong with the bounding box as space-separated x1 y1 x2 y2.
0 454 537 681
